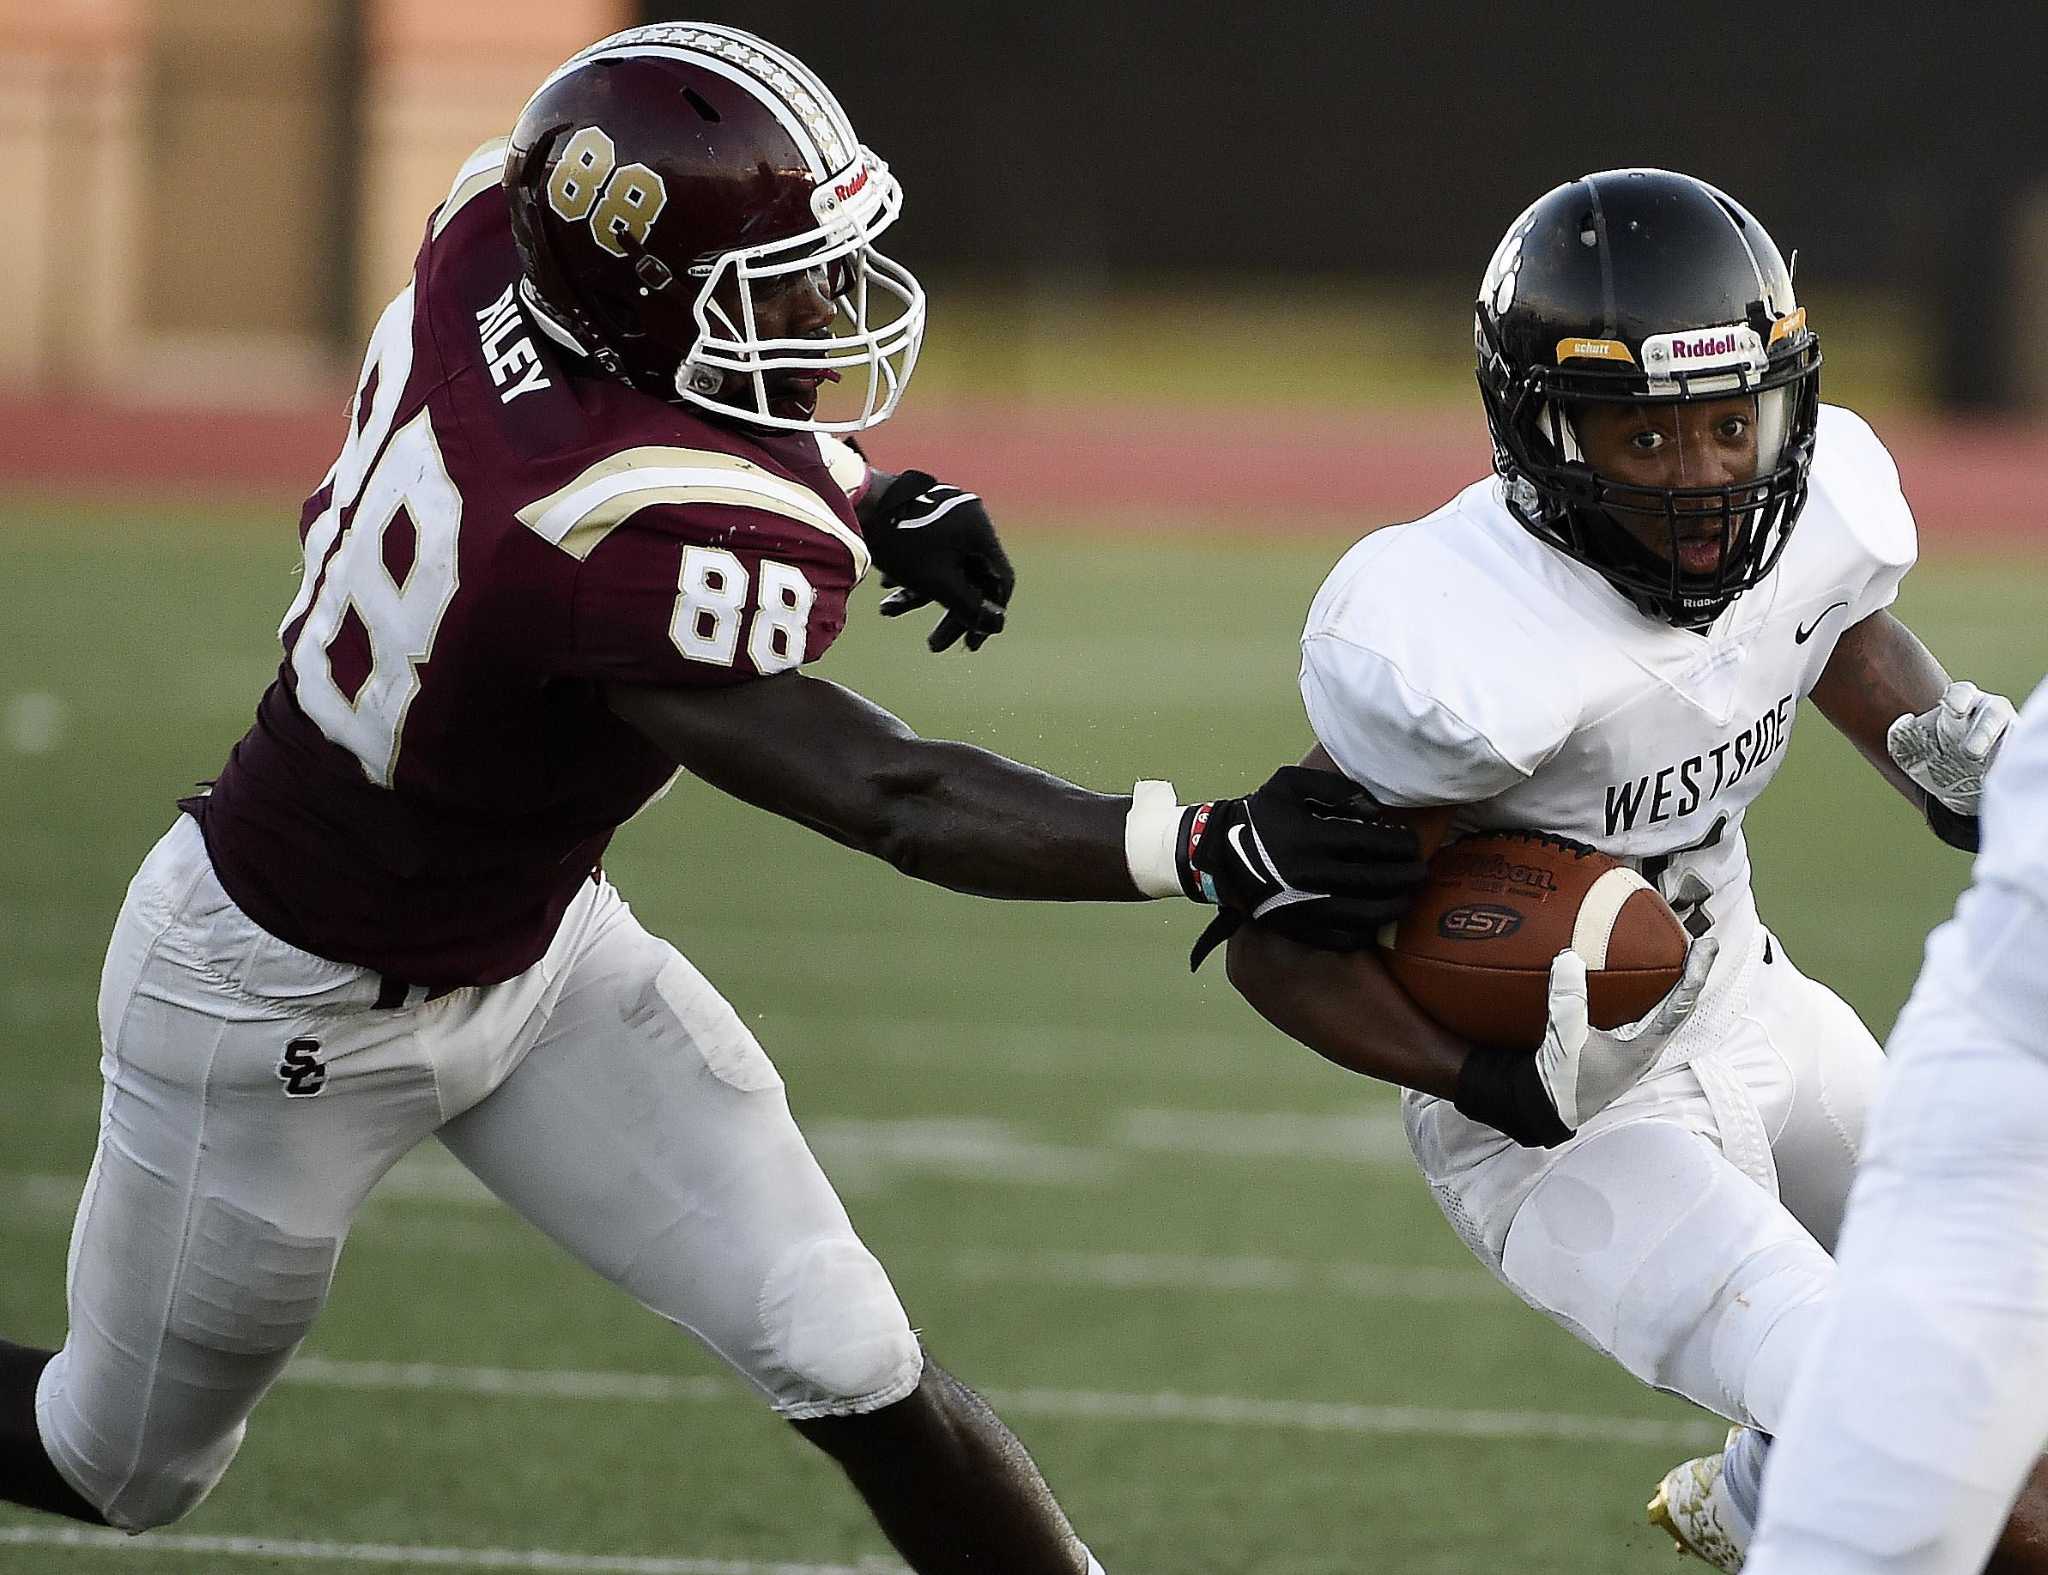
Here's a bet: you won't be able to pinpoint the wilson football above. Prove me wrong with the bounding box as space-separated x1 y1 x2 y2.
1378 829 1688 1051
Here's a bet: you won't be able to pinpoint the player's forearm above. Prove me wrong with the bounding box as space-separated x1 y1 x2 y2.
1225 924 1471 1097
1809 609 1949 808
607 675 1146 901
859 737 1144 900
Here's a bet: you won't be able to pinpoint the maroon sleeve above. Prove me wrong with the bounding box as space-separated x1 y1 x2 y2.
567 504 856 687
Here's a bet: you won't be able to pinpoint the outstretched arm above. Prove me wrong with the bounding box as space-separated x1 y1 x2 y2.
606 673 1423 930
610 672 1136 899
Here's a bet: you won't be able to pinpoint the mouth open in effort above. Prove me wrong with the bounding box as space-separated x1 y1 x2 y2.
764 363 842 419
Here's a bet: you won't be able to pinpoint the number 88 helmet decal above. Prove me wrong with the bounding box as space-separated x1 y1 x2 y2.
1475 169 1823 628
505 24 926 433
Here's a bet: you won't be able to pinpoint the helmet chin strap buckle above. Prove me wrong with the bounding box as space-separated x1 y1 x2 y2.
1502 472 1545 520
677 362 724 398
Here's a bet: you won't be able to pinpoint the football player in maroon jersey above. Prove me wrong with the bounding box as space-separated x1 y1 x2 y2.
0 25 1423 1573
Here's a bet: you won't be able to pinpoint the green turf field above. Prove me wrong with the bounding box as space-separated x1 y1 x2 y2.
3 500 2044 1574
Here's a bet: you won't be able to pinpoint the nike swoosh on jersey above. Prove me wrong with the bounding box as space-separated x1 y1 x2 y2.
1794 600 1851 644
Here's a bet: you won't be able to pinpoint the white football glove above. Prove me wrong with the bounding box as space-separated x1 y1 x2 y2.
1536 938 1719 1130
1886 681 2016 815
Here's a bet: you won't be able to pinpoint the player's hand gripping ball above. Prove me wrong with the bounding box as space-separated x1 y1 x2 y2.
1378 831 1689 1051
1378 829 1713 1147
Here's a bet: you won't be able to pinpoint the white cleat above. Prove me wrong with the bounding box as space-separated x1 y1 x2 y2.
1648 1427 1755 1572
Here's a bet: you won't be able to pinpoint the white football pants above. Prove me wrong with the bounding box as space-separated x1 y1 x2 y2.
1747 881 2048 1575
34 817 923 1532
1405 922 1883 1433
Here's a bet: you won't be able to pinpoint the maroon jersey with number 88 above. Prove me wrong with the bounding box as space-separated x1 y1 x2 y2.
190 141 871 986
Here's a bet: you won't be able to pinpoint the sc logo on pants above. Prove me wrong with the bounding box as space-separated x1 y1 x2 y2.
277 1038 328 1098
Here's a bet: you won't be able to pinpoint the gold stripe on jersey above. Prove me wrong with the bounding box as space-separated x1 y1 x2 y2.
516 446 870 577
433 138 513 239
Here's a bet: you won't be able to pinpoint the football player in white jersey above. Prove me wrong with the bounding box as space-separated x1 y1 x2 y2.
1221 168 2045 1570
1745 676 2048 1575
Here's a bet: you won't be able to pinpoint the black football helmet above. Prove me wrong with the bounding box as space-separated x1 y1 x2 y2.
1474 169 1823 627
504 23 924 432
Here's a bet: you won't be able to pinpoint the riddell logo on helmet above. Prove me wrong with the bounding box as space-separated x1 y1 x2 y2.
1642 323 1766 373
833 167 869 204
1671 331 1742 359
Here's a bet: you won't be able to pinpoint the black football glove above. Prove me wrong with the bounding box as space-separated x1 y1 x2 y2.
1180 766 1426 970
862 469 1016 653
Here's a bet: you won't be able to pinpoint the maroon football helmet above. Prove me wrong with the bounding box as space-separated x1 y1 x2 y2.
504 23 924 432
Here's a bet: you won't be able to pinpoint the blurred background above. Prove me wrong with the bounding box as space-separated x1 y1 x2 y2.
3 5 2047 1574
5 0 2048 518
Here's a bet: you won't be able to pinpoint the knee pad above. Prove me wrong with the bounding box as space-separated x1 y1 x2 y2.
70 1198 336 1530
758 1236 921 1419
99 1420 247 1532
1502 1120 1834 1427
38 1356 246 1533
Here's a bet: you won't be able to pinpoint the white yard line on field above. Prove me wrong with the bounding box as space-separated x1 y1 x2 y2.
10 1172 1496 1307
950 1249 1499 1303
0 1527 899 1574
750 1012 1310 1085
282 1357 1720 1450
2 691 66 754
7 1173 87 1221
4 1095 1415 1223
1112 1107 1414 1164
807 1118 1121 1188
288 1358 729 1405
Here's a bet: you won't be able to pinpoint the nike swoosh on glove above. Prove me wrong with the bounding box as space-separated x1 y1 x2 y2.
863 469 1016 652
1182 766 1426 969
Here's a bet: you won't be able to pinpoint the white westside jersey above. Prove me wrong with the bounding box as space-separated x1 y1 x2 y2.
1301 403 1916 959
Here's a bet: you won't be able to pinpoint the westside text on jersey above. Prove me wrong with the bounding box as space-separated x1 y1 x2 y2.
1605 693 1796 836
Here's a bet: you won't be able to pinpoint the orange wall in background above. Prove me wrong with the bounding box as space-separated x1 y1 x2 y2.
0 0 626 401
356 0 625 338
0 0 144 389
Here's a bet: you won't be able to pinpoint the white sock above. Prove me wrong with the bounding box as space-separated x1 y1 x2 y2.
1082 1548 1107 1575
1720 1427 1770 1538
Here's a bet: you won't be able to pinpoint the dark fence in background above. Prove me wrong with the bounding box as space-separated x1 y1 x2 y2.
644 1 2048 410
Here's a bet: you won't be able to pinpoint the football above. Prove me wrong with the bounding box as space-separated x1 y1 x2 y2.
1378 829 1688 1050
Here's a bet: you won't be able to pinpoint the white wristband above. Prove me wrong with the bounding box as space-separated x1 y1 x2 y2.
1125 779 1187 899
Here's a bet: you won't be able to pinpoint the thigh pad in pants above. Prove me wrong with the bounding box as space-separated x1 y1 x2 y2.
437 916 924 1420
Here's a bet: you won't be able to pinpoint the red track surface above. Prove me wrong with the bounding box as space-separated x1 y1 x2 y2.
2 393 2042 549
